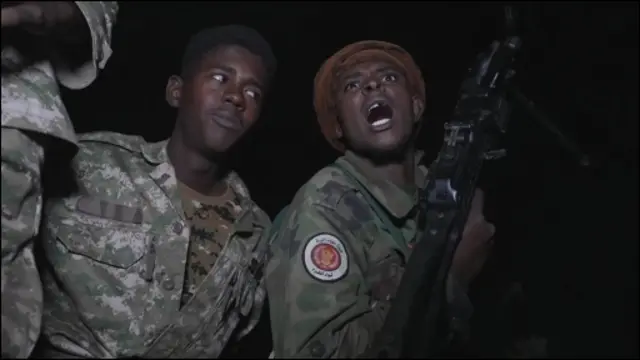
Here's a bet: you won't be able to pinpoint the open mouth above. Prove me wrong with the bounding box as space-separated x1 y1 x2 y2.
366 101 394 128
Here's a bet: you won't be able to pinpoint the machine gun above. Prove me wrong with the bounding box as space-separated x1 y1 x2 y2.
362 8 523 359
362 4 592 358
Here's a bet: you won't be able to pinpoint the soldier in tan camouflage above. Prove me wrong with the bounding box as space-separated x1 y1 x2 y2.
30 25 278 358
2 3 275 358
266 40 497 358
2 2 118 358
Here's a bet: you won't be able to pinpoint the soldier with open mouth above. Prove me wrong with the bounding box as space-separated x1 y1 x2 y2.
266 40 497 358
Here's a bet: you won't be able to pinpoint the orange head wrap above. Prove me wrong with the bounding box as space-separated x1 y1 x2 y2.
313 40 426 153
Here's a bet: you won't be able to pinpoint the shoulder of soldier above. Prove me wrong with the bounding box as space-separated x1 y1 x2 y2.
72 131 152 170
293 164 358 211
268 165 356 266
77 131 148 156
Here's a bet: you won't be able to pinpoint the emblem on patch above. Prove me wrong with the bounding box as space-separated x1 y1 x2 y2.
303 233 349 282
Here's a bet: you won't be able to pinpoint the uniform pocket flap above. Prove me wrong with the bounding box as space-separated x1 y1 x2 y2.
54 224 148 268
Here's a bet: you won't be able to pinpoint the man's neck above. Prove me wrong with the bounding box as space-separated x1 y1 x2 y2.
350 148 416 190
167 134 228 197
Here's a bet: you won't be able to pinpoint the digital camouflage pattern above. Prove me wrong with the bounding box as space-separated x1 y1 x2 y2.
266 150 473 358
1 2 118 358
40 132 272 358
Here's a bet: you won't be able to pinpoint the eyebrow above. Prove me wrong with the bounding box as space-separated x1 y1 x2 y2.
340 65 398 82
210 64 265 90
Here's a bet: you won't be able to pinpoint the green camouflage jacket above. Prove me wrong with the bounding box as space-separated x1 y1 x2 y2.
266 150 472 358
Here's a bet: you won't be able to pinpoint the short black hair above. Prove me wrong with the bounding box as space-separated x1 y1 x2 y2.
180 24 277 87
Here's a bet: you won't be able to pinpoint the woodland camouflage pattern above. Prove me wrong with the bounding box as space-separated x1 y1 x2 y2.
40 132 272 358
1 2 118 358
267 150 473 358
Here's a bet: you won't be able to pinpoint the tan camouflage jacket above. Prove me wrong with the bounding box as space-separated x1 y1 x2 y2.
1 2 118 358
39 132 272 358
266 150 473 358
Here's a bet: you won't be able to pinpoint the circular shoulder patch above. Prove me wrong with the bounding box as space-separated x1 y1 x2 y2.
302 233 349 282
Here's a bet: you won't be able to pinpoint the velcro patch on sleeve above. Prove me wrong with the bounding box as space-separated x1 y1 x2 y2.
302 233 349 282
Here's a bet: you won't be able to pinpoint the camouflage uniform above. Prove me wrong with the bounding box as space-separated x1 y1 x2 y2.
1 2 118 358
39 132 272 358
266 150 473 358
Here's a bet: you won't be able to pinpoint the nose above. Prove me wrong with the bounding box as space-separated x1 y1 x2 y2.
363 77 382 93
223 86 245 110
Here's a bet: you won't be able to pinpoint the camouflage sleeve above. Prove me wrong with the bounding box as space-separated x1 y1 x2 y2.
1 1 118 144
267 202 384 359
1 6 117 355
54 1 118 90
1 129 46 358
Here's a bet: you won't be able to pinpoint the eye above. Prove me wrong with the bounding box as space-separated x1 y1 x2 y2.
344 81 359 92
245 88 261 100
382 73 397 82
212 73 227 83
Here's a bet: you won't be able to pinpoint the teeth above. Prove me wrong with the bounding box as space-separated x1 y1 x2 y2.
368 102 382 112
371 118 391 127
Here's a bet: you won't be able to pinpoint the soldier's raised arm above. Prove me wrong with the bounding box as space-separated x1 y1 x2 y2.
1 2 118 357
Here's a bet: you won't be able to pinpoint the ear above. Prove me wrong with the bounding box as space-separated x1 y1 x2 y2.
412 96 425 124
165 75 183 108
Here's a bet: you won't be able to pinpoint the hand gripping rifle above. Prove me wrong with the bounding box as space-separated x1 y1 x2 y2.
361 9 523 359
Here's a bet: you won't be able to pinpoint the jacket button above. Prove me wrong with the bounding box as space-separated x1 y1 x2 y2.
172 222 184 234
162 278 175 291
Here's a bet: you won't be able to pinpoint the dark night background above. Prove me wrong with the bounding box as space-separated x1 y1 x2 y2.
59 1 637 358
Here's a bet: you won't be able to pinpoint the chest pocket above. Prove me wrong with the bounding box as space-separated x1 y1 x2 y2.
52 222 149 268
43 196 153 350
48 195 150 268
